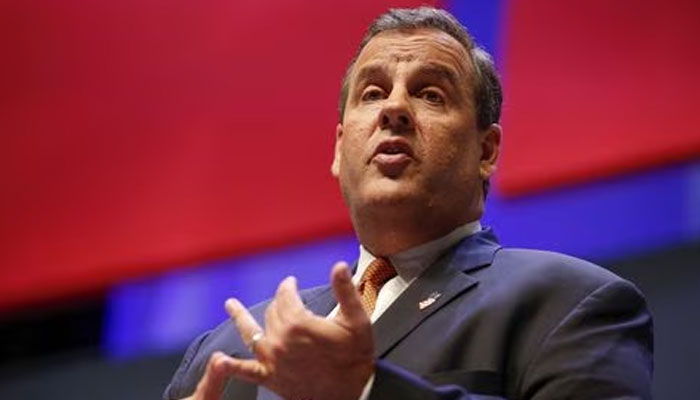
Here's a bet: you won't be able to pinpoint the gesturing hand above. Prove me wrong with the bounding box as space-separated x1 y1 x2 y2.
190 262 375 400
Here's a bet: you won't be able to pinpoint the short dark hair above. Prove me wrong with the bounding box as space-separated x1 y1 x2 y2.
338 7 502 132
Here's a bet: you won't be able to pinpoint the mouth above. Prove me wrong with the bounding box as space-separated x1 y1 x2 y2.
372 139 414 159
370 139 415 177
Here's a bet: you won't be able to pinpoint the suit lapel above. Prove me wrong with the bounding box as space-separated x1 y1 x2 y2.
295 230 500 358
372 228 501 357
372 256 477 357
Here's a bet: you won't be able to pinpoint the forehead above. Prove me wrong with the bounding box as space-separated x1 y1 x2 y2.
352 28 472 81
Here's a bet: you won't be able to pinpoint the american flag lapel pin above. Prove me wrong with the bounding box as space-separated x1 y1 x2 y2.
418 291 442 310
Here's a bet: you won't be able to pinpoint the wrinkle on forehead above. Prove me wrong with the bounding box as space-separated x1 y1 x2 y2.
351 28 474 91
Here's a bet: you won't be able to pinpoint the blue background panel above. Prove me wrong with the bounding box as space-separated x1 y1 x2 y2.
105 236 358 358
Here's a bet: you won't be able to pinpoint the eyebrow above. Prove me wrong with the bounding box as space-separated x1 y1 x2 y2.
415 63 461 89
353 62 462 90
354 64 388 88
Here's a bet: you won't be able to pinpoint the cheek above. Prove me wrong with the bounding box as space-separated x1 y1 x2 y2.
341 140 364 169
337 132 365 183
345 106 380 133
339 116 375 159
422 126 479 178
421 121 461 159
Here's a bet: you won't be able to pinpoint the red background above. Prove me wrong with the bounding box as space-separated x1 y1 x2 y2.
0 0 436 310
2 0 699 311
500 0 700 195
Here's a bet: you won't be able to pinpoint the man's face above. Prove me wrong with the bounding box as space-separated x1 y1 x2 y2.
332 28 499 227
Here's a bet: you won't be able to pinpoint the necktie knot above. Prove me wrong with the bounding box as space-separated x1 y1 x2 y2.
358 257 397 316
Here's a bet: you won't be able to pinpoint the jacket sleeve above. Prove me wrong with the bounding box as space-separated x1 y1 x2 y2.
371 360 507 400
369 279 653 400
162 331 211 400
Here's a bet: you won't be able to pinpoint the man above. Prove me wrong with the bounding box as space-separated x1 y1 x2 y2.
164 7 652 400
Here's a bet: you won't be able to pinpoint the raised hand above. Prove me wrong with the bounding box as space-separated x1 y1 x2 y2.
189 262 375 400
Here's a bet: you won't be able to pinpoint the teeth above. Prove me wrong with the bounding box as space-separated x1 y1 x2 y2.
378 143 409 156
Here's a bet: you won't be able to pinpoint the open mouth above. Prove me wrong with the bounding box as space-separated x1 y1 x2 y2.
373 140 414 159
371 139 414 177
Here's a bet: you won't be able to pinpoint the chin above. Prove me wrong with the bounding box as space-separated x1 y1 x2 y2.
355 180 423 209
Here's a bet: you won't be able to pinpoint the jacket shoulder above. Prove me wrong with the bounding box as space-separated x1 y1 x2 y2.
487 247 628 293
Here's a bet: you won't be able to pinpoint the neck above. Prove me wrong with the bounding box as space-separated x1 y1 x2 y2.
351 204 482 256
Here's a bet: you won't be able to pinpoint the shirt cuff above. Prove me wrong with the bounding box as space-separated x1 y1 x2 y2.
358 372 375 400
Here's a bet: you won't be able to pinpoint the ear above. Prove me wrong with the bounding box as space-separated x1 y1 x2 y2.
479 123 501 181
331 123 343 178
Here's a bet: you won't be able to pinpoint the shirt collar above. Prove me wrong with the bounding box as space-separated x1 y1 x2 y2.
355 220 481 284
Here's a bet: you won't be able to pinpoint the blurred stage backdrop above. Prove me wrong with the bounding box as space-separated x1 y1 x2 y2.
1 0 699 398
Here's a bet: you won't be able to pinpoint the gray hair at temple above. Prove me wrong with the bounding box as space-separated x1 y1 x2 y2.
337 7 503 132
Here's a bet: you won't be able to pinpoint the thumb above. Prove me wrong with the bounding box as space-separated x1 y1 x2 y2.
330 261 367 325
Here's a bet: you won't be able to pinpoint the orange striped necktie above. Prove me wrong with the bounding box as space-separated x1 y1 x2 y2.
358 257 397 316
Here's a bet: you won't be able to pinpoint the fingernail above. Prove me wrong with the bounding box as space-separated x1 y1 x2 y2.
225 298 239 313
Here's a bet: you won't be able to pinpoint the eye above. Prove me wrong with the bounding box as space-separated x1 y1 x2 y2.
361 87 386 102
419 89 445 105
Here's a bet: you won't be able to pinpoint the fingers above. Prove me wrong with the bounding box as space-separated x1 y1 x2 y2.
196 351 269 400
276 276 305 314
218 356 270 384
330 262 368 325
274 276 307 324
194 351 230 400
266 277 302 335
265 298 282 338
225 298 264 355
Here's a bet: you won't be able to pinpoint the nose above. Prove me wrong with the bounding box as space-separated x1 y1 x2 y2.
379 90 414 133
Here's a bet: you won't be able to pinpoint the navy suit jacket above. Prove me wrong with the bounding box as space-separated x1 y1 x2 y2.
164 229 653 399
